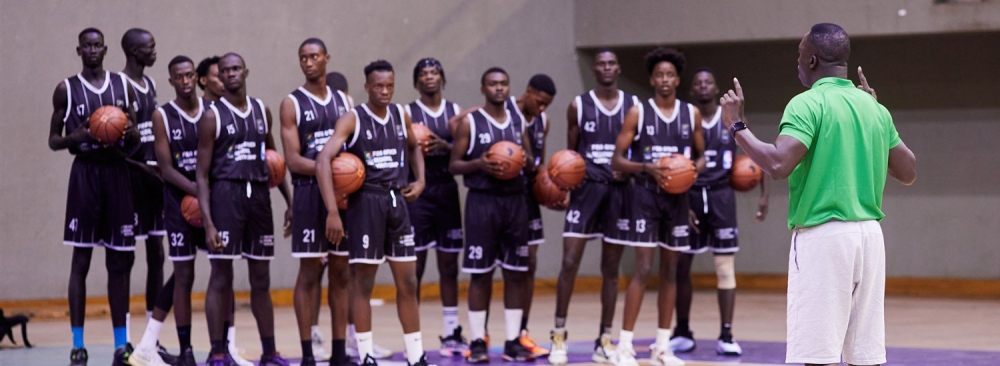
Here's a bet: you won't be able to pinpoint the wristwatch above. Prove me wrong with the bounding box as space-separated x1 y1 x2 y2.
731 121 748 133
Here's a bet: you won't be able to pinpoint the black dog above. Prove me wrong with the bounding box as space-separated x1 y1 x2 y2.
0 308 32 348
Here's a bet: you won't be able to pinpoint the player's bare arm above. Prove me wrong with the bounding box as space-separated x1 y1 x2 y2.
566 99 579 152
448 115 500 176
315 111 356 245
521 121 536 172
195 107 222 251
720 78 808 180
49 81 96 151
401 111 426 201
888 141 916 185
152 109 196 196
692 108 707 172
611 105 667 182
279 96 315 176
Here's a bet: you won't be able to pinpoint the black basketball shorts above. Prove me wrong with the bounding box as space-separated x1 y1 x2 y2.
462 190 530 273
686 184 739 254
206 180 275 260
63 157 137 251
292 181 348 258
346 186 416 264
163 185 206 261
407 180 463 252
129 163 165 239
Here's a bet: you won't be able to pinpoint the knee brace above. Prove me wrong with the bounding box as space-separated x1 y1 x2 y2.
714 255 736 290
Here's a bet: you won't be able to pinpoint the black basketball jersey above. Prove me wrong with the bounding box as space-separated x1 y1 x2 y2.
346 103 409 189
288 86 351 185
694 106 735 186
122 73 158 165
62 71 131 156
209 96 270 183
633 98 696 187
405 99 459 183
159 98 204 182
505 97 546 168
575 90 640 181
462 106 526 193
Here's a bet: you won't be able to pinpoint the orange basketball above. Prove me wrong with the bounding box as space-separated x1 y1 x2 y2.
331 152 365 196
88 106 128 145
336 194 348 211
411 123 433 147
655 154 697 194
180 195 203 228
265 149 286 188
533 170 567 210
731 155 762 192
546 150 586 190
487 141 525 180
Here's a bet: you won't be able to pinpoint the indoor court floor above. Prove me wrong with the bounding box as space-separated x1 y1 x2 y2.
2 291 998 365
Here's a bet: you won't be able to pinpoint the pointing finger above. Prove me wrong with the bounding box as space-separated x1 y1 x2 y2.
858 66 871 90
733 78 743 99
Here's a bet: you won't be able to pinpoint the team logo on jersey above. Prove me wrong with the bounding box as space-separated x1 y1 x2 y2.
646 125 655 136
255 119 265 134
681 123 690 139
721 128 731 143
338 106 346 115
226 145 235 159
396 124 405 140
116 100 125 109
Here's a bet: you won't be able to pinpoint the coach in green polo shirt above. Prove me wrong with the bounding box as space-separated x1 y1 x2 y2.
718 23 916 366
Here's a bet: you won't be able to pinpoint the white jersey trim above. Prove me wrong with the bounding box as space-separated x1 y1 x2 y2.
169 99 204 123
297 86 333 106
157 107 169 141
479 108 512 130
688 103 697 131
337 90 353 109
119 73 130 107
62 79 72 122
702 105 721 129
634 102 645 141
414 98 448 119
649 98 681 124
255 98 268 133
209 104 222 139
589 89 625 116
77 71 111 95
220 96 253 119
121 72 150 94
398 104 408 138
347 109 361 148
452 102 461 116
288 95 301 127
466 114 476 156
573 96 583 126
361 103 391 125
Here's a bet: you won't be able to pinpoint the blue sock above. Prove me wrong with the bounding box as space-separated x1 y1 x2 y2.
72 327 84 348
113 327 127 348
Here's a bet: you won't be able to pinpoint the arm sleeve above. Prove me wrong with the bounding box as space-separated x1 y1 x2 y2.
778 94 817 149
881 104 901 149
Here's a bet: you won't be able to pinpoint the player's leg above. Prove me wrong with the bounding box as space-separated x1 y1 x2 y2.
705 186 741 356
345 190 392 363
350 263 379 362
671 252 696 351
247 258 281 360
205 180 244 362
650 194 691 366
518 195 546 357
67 246 93 364
205 258 235 360
144 235 165 317
310 262 327 361
408 188 435 302
131 273 176 365
172 259 197 364
295 257 324 361
386 198 429 365
328 253 350 364
462 191 498 363
618 186 663 363
435 181 466 355
243 182 284 363
500 195 535 362
553 237 587 329
596 241 624 354
291 182 329 363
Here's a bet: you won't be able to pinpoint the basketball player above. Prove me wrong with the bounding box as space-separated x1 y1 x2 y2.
668 68 770 357
130 55 203 366
195 53 292 366
610 47 705 366
448 67 536 363
195 55 254 366
48 27 141 366
280 38 354 366
404 58 469 356
718 23 915 365
314 60 432 366
507 73 556 358
550 48 638 365
119 28 167 334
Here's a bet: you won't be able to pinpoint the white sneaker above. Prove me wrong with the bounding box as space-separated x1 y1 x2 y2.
548 330 568 365
128 345 170 366
312 328 331 360
650 343 685 366
229 342 254 366
668 334 695 353
346 336 395 359
716 338 742 356
591 333 618 364
613 345 638 366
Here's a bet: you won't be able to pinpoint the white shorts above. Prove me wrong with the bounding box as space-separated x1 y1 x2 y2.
786 220 886 365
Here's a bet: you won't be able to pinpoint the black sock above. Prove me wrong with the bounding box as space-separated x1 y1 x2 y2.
520 316 529 332
676 319 690 335
331 339 346 362
211 339 227 355
302 340 313 358
720 322 733 341
177 326 192 351
223 321 232 331
262 336 276 356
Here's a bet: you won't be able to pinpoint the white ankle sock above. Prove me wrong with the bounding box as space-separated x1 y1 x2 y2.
403 332 423 364
137 319 162 350
468 311 487 341
356 331 374 360
504 308 523 341
619 330 634 350
442 307 459 335
656 328 671 347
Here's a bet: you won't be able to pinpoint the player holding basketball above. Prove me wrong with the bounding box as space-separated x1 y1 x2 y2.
718 23 915 365
49 27 141 366
448 67 536 363
119 28 168 339
550 48 638 365
403 58 470 355
667 67 770 357
611 47 705 366
315 60 432 366
280 38 354 366
507 73 556 358
195 53 292 366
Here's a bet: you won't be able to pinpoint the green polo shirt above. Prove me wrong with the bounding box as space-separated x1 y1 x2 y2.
778 77 901 229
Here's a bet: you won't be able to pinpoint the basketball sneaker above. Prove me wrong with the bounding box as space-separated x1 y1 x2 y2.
668 331 695 353
519 330 550 357
438 326 469 356
312 327 330 360
111 343 133 366
547 329 568 365
259 352 291 366
716 337 742 356
69 347 88 366
592 333 618 364
650 342 685 366
466 338 490 363
128 344 170 366
614 345 638 366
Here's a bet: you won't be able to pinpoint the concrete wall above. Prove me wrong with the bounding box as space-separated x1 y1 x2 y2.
0 0 585 300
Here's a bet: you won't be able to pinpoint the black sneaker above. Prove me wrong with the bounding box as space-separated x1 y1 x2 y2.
156 343 179 364
175 348 197 366
68 347 88 366
331 355 359 366
259 352 291 366
407 353 436 366
438 326 469 356
466 339 489 364
111 343 133 366
361 354 378 366
502 339 535 362
205 353 238 366
300 355 317 366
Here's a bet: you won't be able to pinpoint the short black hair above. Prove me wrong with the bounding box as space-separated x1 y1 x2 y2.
220 52 244 65
299 37 327 54
168 55 193 72
693 67 715 77
644 47 686 75
594 48 616 58
327 72 348 92
78 27 103 42
808 23 851 63
412 58 445 86
195 56 220 90
364 60 394 80
480 66 508 86
121 28 151 52
528 74 556 96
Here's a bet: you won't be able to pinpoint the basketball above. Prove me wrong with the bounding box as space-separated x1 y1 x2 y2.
336 194 348 211
88 106 128 145
331 152 365 196
533 170 567 210
411 123 433 148
265 149 286 188
487 141 525 180
655 154 697 194
731 154 762 192
180 195 203 228
547 149 586 189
